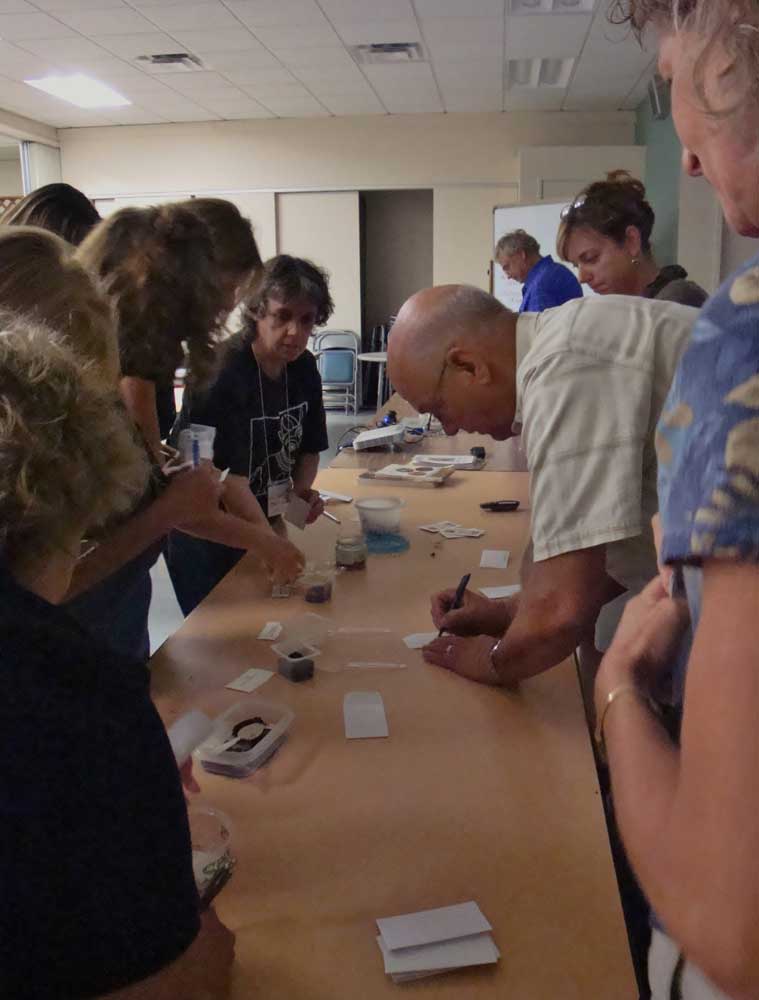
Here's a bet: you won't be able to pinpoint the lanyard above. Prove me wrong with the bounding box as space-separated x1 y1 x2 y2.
256 360 291 489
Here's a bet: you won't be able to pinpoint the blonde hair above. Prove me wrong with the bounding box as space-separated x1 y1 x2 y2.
610 2 759 111
0 312 149 566
77 203 224 389
0 225 119 384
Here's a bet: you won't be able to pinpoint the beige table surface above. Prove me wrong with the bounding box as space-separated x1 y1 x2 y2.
150 469 635 999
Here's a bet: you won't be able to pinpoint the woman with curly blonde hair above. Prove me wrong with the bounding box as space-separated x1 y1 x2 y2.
595 2 759 997
0 313 234 1000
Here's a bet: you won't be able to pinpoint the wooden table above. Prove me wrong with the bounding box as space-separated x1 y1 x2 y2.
150 469 635 999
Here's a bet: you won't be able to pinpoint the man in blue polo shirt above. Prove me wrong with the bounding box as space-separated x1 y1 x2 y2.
496 229 583 313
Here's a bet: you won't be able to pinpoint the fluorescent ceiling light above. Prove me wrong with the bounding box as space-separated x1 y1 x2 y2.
24 73 131 109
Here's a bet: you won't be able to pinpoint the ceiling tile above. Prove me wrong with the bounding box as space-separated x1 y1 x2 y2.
443 92 502 112
504 12 591 59
239 80 312 99
201 94 270 112
292 63 366 85
333 19 421 46
0 40 60 79
415 0 504 15
93 32 182 59
382 94 442 113
171 28 265 52
0 0 36 11
161 107 222 120
227 0 327 28
258 95 328 116
317 0 414 21
251 23 341 49
320 94 385 115
362 61 434 85
159 69 235 93
58 56 155 81
33 0 127 8
421 16 503 44
54 7 159 34
503 88 564 110
434 61 502 88
214 63 295 84
304 76 376 98
138 3 241 31
100 104 167 123
0 11 76 38
20 35 111 60
198 48 281 73
274 45 356 69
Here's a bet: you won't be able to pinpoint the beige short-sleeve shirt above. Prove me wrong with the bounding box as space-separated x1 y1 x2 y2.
516 295 697 643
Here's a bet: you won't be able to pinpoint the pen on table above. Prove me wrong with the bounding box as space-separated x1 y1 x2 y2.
321 509 341 524
438 572 471 637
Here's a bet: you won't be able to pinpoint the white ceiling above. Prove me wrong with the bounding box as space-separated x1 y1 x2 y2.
0 0 656 128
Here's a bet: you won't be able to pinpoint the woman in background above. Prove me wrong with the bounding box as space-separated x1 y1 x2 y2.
558 170 707 306
596 2 759 997
1 181 100 246
0 315 234 999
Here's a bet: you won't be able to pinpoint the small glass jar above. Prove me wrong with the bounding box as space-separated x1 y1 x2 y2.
335 522 368 570
299 561 335 603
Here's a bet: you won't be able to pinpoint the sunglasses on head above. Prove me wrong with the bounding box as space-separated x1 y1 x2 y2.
560 194 588 221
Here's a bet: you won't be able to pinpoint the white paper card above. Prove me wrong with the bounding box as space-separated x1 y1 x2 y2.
377 932 500 975
480 585 522 599
319 490 353 503
376 901 492 952
285 494 311 530
343 691 389 739
480 549 510 569
225 668 273 693
257 621 283 641
403 632 438 650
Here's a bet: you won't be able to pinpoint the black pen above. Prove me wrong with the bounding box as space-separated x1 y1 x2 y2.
438 572 471 637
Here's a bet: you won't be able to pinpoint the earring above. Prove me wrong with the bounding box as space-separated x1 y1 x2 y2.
631 257 639 266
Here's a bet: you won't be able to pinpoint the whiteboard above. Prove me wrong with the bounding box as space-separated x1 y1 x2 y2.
492 200 592 312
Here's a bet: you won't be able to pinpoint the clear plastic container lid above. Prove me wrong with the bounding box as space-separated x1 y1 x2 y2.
196 699 295 778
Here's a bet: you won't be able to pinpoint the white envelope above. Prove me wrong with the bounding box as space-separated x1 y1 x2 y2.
343 691 389 739
377 931 500 975
376 901 492 952
479 585 522 599
480 549 510 569
403 632 438 650
225 668 274 693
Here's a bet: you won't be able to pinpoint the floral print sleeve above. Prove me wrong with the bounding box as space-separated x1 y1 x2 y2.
658 253 759 566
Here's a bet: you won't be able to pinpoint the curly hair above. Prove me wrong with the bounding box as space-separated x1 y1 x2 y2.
177 198 262 277
242 255 334 336
0 312 149 566
557 170 655 261
76 204 225 389
609 1 759 111
0 183 101 247
0 225 119 384
495 230 541 261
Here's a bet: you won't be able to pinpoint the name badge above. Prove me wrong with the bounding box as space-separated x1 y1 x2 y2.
267 480 291 517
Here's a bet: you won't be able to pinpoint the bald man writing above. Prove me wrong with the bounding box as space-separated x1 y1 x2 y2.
388 286 696 687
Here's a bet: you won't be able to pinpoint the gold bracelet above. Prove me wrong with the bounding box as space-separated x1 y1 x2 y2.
595 684 653 750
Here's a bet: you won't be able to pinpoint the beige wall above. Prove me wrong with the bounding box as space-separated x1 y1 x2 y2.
0 157 22 196
363 190 433 333
60 110 636 313
434 185 518 288
277 191 361 334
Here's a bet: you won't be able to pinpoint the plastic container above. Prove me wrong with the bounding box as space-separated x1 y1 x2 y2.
335 521 367 570
298 561 335 604
177 423 216 464
355 497 405 534
272 637 320 682
187 802 235 902
196 699 295 778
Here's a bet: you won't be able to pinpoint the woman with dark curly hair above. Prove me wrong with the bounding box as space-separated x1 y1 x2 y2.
595 2 759 997
558 169 707 306
167 255 333 614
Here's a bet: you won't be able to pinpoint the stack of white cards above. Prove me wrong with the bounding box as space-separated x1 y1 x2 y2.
376 902 499 983
419 521 485 539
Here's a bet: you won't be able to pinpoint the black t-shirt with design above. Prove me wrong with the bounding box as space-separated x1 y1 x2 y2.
177 332 329 516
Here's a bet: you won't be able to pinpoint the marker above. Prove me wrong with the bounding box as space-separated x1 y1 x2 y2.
191 433 200 469
438 572 471 637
